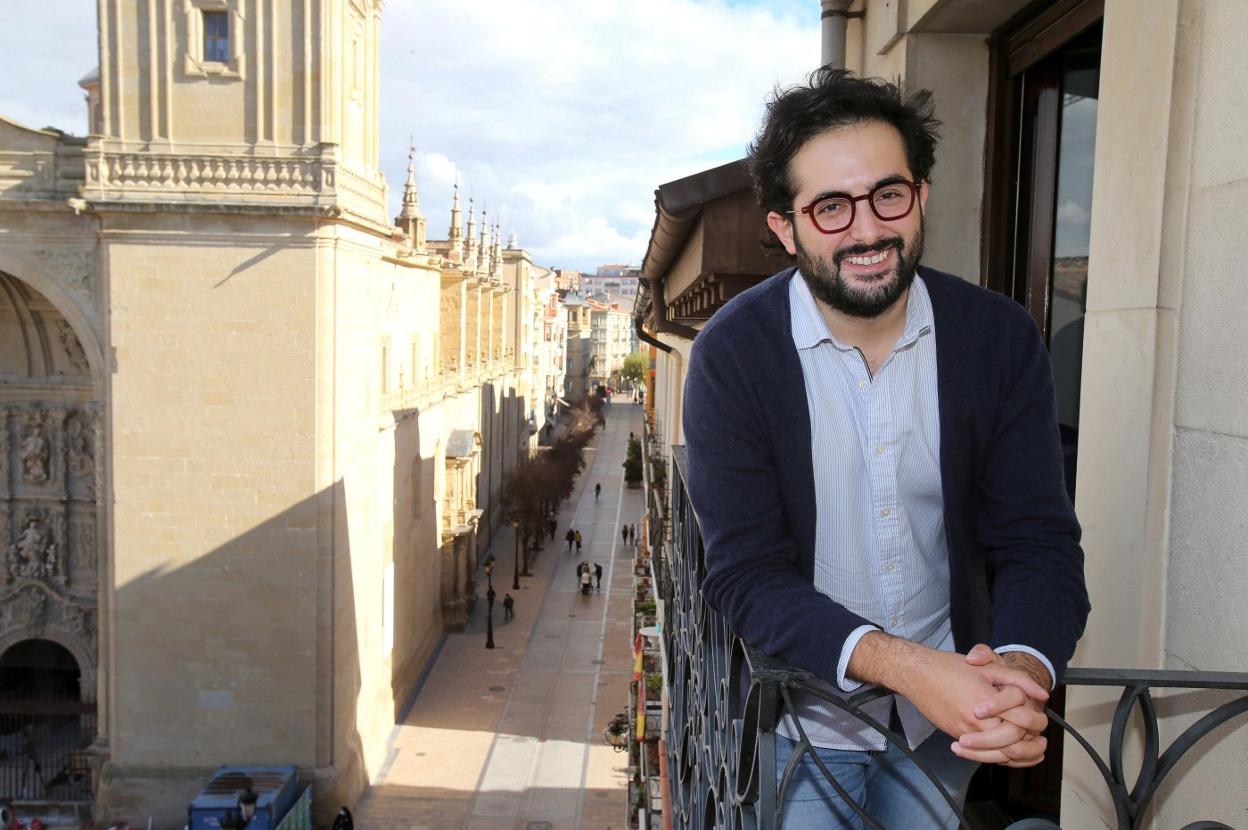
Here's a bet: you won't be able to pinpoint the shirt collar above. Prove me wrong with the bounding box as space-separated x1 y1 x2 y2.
789 269 934 352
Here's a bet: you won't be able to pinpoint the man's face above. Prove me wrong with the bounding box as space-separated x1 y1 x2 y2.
766 120 928 318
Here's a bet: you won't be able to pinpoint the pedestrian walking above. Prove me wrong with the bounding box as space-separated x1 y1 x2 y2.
575 561 584 589
503 593 514 621
575 530 583 554
565 528 575 554
594 563 603 592
595 482 602 501
548 516 558 540
621 526 629 544
580 567 592 596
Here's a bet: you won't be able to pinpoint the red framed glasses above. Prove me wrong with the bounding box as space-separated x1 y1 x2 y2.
788 180 921 235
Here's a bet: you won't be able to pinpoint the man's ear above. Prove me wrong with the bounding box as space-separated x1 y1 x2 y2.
766 211 798 256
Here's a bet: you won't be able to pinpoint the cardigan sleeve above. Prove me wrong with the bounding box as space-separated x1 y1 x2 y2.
977 304 1091 682
683 323 876 687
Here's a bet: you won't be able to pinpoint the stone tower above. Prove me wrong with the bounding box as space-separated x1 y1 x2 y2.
74 1 423 826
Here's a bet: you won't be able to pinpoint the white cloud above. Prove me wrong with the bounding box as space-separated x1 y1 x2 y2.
381 0 819 270
0 0 820 271
1056 199 1091 226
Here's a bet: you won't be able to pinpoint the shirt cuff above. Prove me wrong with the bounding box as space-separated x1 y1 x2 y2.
995 644 1056 690
837 624 882 692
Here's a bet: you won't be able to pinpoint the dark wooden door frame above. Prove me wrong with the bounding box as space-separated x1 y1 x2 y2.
974 0 1104 822
981 0 1104 339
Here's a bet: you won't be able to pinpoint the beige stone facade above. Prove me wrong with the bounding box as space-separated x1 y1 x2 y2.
0 1 548 826
586 295 632 388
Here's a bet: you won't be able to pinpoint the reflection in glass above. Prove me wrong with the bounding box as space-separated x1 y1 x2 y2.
1048 28 1101 500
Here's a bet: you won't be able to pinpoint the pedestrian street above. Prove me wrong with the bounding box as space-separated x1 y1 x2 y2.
353 401 646 829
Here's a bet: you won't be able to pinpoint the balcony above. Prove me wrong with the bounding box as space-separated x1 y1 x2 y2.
79 141 388 226
650 446 1248 830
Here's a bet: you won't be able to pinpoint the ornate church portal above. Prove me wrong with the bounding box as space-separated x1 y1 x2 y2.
0 271 101 804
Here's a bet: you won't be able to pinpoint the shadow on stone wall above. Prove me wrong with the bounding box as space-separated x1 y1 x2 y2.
98 480 367 830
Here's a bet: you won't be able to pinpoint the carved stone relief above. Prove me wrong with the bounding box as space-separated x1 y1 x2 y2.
0 582 97 648
55 319 91 375
72 518 97 576
19 410 51 485
66 411 96 498
0 409 9 498
0 402 97 673
1 583 49 628
6 507 65 585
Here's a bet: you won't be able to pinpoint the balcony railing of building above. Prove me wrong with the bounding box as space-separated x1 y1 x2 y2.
657 445 1248 830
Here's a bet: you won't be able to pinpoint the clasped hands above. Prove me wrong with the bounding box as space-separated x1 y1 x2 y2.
947 644 1051 767
850 634 1052 768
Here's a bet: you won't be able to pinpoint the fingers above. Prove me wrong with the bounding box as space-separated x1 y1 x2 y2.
963 643 997 666
951 734 1047 767
997 703 1048 735
974 682 1027 719
963 645 1051 703
956 720 1026 751
976 663 1050 703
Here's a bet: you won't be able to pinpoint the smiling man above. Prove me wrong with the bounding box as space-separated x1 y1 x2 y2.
682 69 1090 828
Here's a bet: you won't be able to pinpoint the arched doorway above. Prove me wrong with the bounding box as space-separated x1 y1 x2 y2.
0 270 101 805
0 639 95 801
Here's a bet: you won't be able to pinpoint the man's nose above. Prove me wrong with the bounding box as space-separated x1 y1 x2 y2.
846 202 889 246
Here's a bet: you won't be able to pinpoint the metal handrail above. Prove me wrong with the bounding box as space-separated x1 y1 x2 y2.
659 445 1248 830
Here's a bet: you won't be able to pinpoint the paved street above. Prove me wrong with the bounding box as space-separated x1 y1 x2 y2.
354 401 645 830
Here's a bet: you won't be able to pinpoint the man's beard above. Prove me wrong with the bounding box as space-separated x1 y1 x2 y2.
795 218 924 319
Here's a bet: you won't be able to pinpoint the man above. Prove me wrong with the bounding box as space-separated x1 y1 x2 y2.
682 69 1089 828
503 593 515 621
565 527 575 554
594 562 603 592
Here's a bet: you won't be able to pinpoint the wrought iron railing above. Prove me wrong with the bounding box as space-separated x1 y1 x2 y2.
0 695 96 802
661 445 1248 830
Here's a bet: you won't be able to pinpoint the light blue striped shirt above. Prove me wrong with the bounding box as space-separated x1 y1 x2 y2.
780 272 1055 751
779 272 950 750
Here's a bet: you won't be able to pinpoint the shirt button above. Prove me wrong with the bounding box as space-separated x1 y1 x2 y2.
857 379 867 389
880 507 892 517
890 616 900 628
884 562 895 573
875 445 886 455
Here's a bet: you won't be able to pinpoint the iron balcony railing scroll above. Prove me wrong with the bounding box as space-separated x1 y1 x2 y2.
662 445 1248 830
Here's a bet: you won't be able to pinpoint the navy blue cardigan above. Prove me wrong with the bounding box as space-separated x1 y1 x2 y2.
682 266 1090 686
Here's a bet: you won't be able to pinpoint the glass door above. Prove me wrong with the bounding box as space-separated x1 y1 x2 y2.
974 2 1102 824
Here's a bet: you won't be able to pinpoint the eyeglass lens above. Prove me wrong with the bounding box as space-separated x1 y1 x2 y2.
809 182 915 233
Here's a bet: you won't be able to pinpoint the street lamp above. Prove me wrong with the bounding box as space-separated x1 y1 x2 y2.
484 558 496 649
511 520 522 589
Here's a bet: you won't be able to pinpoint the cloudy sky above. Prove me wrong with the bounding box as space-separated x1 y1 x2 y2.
0 0 820 271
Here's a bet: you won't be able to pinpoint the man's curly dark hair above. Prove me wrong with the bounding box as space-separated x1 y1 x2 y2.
748 67 942 217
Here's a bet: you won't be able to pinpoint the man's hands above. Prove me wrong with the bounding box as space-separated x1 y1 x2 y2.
846 633 1051 768
953 645 1051 767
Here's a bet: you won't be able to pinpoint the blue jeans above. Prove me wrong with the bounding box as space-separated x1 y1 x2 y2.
775 730 979 829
